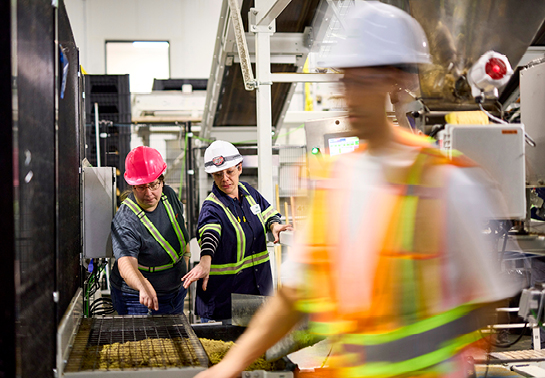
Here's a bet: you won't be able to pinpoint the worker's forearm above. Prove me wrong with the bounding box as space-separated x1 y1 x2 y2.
200 255 212 267
221 287 303 372
269 221 279 232
117 256 150 292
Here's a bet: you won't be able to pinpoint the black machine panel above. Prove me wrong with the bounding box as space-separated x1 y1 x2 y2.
15 0 57 376
57 0 83 325
0 0 14 376
0 0 83 376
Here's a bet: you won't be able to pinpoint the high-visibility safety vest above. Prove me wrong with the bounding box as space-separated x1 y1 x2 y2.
296 132 486 377
122 193 186 272
200 182 278 276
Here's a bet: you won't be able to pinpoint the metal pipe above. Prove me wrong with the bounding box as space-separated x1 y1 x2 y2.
255 29 274 203
94 102 101 167
185 121 195 239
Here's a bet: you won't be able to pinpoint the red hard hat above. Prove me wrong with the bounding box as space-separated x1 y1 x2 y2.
124 146 167 185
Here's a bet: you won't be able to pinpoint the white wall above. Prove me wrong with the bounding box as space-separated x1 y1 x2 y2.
64 0 222 78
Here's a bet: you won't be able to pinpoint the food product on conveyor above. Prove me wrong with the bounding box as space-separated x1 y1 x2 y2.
199 338 286 371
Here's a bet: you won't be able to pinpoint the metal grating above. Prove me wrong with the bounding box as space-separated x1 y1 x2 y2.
490 349 545 362
65 315 209 373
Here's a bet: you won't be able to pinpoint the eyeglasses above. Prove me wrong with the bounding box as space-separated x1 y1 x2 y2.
211 165 240 179
134 180 162 192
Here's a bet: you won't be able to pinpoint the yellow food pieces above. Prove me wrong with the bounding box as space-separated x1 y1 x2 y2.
198 338 283 371
81 336 285 372
82 337 194 370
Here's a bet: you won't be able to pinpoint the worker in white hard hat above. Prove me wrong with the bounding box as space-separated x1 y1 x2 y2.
182 140 292 322
194 2 519 378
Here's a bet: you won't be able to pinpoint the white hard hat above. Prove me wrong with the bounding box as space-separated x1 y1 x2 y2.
204 140 243 174
319 1 431 69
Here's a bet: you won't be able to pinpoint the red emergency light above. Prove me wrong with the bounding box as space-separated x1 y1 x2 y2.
467 51 513 99
485 58 507 80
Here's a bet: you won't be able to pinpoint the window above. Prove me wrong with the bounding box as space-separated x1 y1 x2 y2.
106 41 170 93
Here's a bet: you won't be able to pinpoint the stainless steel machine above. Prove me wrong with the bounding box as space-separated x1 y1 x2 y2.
57 290 295 377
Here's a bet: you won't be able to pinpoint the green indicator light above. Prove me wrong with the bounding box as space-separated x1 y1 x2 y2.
311 147 320 155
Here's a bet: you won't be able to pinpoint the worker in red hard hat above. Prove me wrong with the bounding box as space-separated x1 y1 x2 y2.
109 146 191 315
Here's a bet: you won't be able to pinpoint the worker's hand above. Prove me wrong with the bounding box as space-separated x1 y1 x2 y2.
182 256 211 290
270 223 293 244
139 279 159 311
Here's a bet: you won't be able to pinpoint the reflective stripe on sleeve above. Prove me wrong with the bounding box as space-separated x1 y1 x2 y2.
261 204 280 222
198 224 222 238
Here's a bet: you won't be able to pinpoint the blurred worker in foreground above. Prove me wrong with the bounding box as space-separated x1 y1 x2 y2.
182 140 292 321
194 3 519 378
110 146 190 314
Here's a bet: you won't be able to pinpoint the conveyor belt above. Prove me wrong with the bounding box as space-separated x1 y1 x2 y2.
490 349 545 362
64 315 209 376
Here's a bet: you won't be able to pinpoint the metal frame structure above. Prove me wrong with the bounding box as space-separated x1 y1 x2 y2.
202 0 343 202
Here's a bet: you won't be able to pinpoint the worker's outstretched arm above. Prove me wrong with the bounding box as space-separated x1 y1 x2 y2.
194 286 304 378
117 256 159 311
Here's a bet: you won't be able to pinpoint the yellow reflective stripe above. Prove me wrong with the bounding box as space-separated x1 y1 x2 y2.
341 303 476 345
261 205 279 221
209 250 270 275
122 198 181 267
205 193 245 262
399 195 418 251
342 331 481 377
296 298 336 313
406 152 429 185
161 194 186 250
449 149 464 158
138 262 175 272
309 320 356 335
238 182 267 237
198 224 222 238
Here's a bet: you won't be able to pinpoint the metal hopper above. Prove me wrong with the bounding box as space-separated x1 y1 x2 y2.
384 0 545 110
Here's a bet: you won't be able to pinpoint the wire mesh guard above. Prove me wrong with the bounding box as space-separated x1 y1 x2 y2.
64 315 209 372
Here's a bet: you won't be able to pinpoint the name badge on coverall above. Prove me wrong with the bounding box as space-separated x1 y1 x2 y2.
250 204 261 215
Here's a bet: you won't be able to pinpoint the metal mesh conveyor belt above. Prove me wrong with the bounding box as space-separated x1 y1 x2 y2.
490 349 545 362
64 315 209 376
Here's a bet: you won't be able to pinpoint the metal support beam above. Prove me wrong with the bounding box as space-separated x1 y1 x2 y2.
271 73 343 83
254 0 292 27
255 28 274 203
226 32 310 55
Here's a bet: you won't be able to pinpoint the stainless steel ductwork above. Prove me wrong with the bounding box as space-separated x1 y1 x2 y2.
390 0 545 110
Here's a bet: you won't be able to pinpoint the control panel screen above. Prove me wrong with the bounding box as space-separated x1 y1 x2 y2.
327 136 359 156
